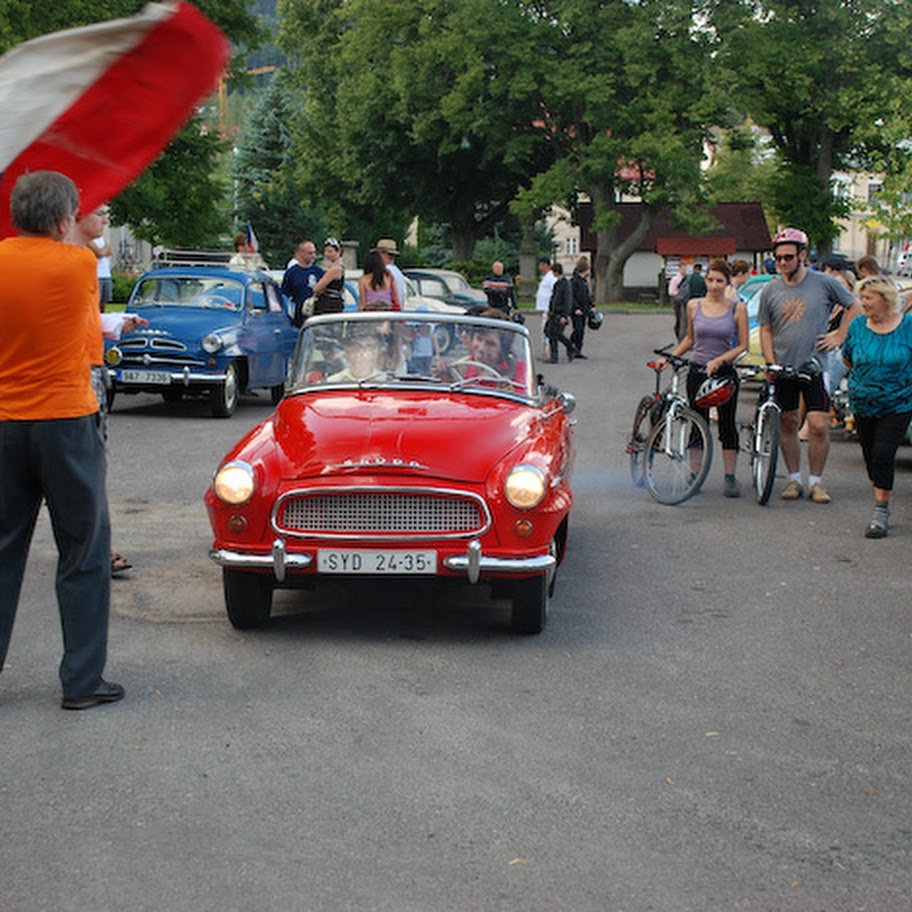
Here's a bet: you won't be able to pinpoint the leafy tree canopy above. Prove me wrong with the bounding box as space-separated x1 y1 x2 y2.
716 0 912 253
232 76 328 267
109 118 229 248
0 0 262 53
1 1 263 251
279 0 552 260
516 0 726 301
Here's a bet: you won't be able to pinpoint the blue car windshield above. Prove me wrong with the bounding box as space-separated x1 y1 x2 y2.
132 276 244 310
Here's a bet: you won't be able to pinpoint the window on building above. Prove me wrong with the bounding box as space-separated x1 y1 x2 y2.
565 237 578 256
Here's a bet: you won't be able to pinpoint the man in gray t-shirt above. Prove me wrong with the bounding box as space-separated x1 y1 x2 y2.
758 269 854 367
758 228 858 504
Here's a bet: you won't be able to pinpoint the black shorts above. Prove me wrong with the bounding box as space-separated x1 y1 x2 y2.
775 372 829 413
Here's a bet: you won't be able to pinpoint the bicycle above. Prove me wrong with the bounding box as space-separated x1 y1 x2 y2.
626 347 713 505
738 362 816 505
626 349 667 488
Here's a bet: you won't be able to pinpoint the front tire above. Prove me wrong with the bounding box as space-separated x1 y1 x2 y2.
753 406 780 505
511 574 548 634
211 362 239 418
223 569 273 629
644 408 712 505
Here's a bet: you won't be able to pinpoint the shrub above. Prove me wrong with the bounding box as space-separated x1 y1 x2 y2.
112 274 140 304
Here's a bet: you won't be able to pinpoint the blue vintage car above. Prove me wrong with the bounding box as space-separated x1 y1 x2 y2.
105 265 299 417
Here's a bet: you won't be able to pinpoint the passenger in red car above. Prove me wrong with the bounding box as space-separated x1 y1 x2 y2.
462 316 528 390
327 325 390 382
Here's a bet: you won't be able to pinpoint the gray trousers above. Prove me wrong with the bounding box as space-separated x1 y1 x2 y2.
0 415 111 698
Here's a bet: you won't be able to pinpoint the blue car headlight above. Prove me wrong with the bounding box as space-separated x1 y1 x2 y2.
202 332 223 354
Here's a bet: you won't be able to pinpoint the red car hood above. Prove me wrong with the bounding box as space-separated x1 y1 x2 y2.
271 390 540 483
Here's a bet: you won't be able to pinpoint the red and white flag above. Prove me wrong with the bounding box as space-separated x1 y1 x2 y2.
0 2 230 238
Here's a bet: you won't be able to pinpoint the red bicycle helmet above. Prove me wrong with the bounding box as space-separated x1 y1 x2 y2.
771 227 808 250
694 373 736 409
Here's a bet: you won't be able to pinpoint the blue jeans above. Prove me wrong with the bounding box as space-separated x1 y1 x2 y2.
0 415 111 697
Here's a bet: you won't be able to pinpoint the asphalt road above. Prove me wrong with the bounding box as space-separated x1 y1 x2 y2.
2 312 911 911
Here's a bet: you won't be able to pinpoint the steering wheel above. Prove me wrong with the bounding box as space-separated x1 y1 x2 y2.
444 359 510 385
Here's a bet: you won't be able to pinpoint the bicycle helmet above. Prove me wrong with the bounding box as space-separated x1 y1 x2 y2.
587 310 603 330
771 227 808 250
694 373 736 409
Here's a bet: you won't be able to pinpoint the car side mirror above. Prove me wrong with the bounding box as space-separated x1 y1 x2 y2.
558 391 576 415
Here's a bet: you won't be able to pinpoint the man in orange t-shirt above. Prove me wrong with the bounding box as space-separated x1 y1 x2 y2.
0 171 123 711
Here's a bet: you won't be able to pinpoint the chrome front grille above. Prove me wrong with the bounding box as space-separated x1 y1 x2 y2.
119 338 188 352
274 488 489 540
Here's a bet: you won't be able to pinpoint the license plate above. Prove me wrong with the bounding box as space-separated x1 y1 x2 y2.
118 369 171 385
317 549 437 575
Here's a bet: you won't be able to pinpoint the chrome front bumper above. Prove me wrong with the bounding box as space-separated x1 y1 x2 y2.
209 537 554 584
109 366 227 386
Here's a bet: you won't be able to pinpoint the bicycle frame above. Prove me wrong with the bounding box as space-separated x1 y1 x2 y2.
640 349 713 504
739 363 813 504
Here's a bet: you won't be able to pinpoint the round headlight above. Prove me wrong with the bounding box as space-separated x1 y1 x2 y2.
105 346 122 366
213 461 255 505
202 332 223 354
505 464 546 510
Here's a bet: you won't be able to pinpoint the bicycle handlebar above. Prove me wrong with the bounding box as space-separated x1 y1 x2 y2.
649 347 700 372
763 362 821 382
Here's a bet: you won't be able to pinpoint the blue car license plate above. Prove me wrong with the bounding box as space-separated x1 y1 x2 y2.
118 369 171 385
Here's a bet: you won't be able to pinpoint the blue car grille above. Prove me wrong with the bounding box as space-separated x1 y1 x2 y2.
116 337 206 369
120 338 188 352
274 490 489 540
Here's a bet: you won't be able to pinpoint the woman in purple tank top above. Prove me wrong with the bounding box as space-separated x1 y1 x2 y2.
359 248 401 311
659 259 749 497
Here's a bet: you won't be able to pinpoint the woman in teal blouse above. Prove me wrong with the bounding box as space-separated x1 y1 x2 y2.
842 276 912 538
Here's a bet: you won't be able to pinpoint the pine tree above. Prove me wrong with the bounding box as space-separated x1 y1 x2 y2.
231 76 324 268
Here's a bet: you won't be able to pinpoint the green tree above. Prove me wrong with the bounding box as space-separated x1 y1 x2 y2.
716 0 912 257
516 0 724 303
706 124 777 215
0 0 262 54
1 1 264 249
109 119 229 248
232 77 327 267
279 0 550 260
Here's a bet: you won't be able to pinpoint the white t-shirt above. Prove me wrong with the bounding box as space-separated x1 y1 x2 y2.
535 270 556 313
93 236 111 279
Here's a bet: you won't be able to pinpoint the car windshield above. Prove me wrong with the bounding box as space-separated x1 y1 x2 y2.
289 313 536 399
132 276 245 310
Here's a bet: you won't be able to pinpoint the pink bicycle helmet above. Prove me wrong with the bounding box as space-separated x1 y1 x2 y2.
694 373 736 409
771 227 808 250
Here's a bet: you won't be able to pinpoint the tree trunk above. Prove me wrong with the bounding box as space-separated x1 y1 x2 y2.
815 125 836 259
589 182 658 305
450 224 477 262
518 214 537 297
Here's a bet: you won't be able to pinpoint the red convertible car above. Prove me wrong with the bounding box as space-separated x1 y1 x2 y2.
205 311 575 634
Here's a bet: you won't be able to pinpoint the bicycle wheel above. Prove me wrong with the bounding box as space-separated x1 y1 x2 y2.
752 404 780 505
644 407 712 505
627 395 656 487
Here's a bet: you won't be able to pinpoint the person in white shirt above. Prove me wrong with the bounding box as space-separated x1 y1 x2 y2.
535 257 557 356
374 238 407 306
80 206 113 311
